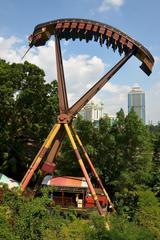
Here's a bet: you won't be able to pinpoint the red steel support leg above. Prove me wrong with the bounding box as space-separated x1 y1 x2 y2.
55 35 68 113
34 127 66 191
20 123 61 191
71 126 113 207
64 123 104 216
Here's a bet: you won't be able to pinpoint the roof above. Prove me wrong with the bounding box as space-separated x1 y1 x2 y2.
0 173 19 189
42 175 88 188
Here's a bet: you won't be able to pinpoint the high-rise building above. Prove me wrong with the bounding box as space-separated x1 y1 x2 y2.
79 102 104 122
128 87 145 123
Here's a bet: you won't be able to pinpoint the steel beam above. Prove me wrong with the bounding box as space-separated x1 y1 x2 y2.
20 123 61 191
71 126 113 207
69 49 135 117
45 126 65 164
55 35 68 114
64 123 104 216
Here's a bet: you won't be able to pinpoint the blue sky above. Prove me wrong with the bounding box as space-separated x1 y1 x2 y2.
0 0 160 123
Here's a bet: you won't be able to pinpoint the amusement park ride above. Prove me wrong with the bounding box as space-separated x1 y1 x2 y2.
20 18 154 216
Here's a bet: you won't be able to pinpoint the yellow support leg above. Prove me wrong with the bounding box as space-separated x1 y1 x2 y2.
20 123 61 192
64 123 104 216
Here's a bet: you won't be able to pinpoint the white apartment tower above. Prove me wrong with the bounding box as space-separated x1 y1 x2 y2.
80 102 104 122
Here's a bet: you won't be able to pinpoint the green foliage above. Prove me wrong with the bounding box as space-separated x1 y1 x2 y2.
150 130 160 197
0 205 20 240
60 219 89 240
96 109 153 216
110 108 152 187
1 187 65 240
1 187 158 240
86 213 110 240
134 189 160 239
0 188 107 240
107 214 154 240
0 59 58 181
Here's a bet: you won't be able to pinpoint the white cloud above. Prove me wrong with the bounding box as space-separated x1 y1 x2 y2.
27 48 106 106
0 36 22 62
154 55 160 64
103 82 130 94
0 35 160 123
146 82 160 124
100 82 130 115
26 40 56 81
63 54 105 104
0 36 105 106
98 0 124 12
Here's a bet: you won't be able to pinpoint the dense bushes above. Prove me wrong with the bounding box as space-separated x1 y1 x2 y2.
1 187 159 240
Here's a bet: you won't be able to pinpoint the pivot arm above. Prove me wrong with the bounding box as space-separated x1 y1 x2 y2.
69 49 135 118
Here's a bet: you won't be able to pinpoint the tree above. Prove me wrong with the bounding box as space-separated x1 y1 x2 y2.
107 214 154 240
122 108 152 185
134 189 160 239
110 109 153 215
150 133 160 199
0 60 58 181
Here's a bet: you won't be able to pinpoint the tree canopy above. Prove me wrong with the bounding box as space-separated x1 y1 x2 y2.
0 59 58 180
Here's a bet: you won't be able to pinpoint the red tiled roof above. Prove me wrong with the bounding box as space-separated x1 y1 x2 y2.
42 176 88 188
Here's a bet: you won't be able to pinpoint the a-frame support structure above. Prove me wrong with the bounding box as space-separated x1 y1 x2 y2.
20 34 135 215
